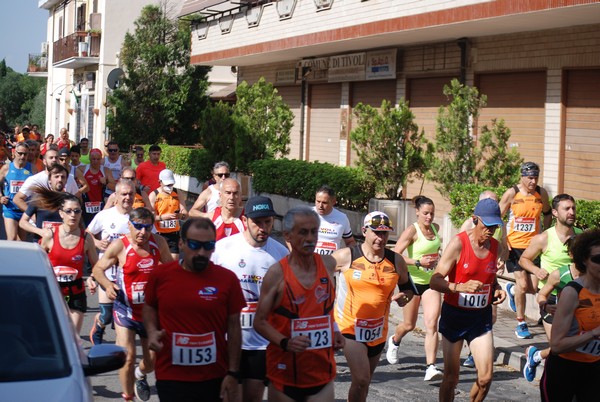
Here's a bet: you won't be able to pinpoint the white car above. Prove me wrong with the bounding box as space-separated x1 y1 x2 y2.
0 241 125 402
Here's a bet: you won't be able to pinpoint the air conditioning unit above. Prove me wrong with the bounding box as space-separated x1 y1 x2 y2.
41 41 49 55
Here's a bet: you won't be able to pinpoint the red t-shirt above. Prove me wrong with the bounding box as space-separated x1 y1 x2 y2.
145 260 246 382
136 160 166 192
444 231 499 309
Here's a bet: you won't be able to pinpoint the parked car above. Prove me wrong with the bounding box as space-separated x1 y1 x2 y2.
0 241 126 401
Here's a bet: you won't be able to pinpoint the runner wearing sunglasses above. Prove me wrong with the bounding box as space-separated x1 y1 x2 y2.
144 217 246 402
104 167 153 211
189 161 231 216
331 211 414 402
93 207 173 401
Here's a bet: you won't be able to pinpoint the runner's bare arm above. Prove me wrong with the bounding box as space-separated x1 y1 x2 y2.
330 247 351 273
143 303 165 353
155 234 175 263
519 232 548 280
221 312 243 401
91 239 124 300
537 269 561 315
393 224 417 259
430 235 464 294
541 187 553 229
188 187 212 217
74 168 89 195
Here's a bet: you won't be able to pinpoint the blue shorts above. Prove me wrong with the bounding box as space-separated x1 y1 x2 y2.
113 301 147 338
439 302 493 344
3 207 23 220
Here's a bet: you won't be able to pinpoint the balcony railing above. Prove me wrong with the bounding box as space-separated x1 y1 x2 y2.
27 53 48 74
53 31 101 64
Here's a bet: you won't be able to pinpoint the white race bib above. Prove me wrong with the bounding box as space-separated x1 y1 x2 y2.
291 315 332 350
577 337 600 356
159 219 178 229
131 281 146 304
458 284 491 309
172 332 217 366
241 302 257 330
355 316 384 343
54 266 78 283
85 201 101 214
315 241 337 255
9 180 24 194
514 217 535 233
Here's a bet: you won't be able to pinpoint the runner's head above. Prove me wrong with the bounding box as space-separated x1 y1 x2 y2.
362 211 393 251
551 194 576 228
219 178 241 211
128 207 154 245
180 218 217 272
315 185 336 216
283 207 320 256
570 228 600 274
520 162 540 191
413 195 435 226
472 198 503 240
243 196 277 245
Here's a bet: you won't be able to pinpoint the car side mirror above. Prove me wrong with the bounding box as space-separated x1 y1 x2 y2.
83 344 127 376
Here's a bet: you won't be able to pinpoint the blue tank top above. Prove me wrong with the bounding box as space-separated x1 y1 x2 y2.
3 161 33 211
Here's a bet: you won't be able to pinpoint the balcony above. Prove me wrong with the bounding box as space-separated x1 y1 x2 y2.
27 53 48 77
53 31 101 69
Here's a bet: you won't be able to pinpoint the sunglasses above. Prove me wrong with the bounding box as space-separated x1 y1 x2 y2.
15 151 28 156
215 173 230 178
59 157 68 162
365 215 392 230
130 221 153 231
121 176 136 180
62 208 82 215
590 255 600 264
185 238 216 251
108 149 119 153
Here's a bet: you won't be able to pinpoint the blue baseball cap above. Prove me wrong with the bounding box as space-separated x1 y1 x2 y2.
474 198 503 226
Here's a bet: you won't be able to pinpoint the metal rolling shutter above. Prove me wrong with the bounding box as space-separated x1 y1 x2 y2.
307 83 342 165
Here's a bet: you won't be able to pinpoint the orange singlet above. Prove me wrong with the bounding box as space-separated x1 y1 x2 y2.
335 246 399 347
266 255 336 389
506 185 544 249
560 283 600 363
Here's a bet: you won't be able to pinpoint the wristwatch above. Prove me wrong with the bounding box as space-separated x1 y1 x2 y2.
415 260 422 268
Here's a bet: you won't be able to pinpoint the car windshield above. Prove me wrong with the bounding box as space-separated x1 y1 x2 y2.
0 276 71 382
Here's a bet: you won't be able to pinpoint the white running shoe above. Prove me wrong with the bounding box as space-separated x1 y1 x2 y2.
386 336 400 364
424 364 443 381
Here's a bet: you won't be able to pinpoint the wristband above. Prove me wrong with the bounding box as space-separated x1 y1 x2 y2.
280 337 290 351
226 370 241 380
398 275 417 293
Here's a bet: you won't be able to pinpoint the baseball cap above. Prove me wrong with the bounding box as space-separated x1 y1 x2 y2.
363 211 393 231
474 198 503 226
57 148 69 157
159 169 175 185
245 196 277 219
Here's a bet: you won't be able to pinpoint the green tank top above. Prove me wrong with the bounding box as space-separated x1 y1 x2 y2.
554 263 575 297
538 226 582 290
407 222 441 285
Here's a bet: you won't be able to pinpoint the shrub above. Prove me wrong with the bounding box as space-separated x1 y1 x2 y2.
575 200 600 230
249 158 376 211
448 183 507 228
144 144 213 179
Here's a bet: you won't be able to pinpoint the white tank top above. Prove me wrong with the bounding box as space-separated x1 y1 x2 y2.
103 156 122 195
206 184 220 213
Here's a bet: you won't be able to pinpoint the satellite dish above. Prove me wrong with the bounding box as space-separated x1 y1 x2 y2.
107 68 124 90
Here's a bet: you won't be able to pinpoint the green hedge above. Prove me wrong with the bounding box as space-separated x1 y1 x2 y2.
249 158 376 211
140 144 213 179
574 199 600 230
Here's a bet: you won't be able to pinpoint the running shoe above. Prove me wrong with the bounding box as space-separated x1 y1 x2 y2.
523 346 540 382
515 322 533 339
89 313 105 345
135 375 151 401
506 283 517 313
386 336 400 364
424 364 443 381
463 353 475 368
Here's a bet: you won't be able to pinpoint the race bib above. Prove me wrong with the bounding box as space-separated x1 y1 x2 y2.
85 201 101 214
42 221 62 230
458 284 491 309
291 315 332 350
54 266 78 283
315 241 337 255
159 219 178 230
241 302 257 330
172 332 217 366
131 281 146 304
514 217 535 233
9 180 24 194
355 316 384 343
577 336 600 356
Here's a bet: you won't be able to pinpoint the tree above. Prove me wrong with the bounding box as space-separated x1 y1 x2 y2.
351 99 432 199
106 4 210 146
0 64 46 129
476 119 523 187
198 101 238 165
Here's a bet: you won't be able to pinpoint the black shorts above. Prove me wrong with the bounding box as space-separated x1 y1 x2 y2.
540 353 600 402
541 294 557 325
156 378 222 402
439 302 493 344
160 232 180 254
342 334 386 358
66 291 87 313
414 283 430 296
240 349 267 383
506 248 541 273
274 383 328 402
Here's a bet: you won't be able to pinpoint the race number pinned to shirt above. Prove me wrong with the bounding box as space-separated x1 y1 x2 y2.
315 241 337 255
291 315 332 350
241 302 257 329
54 266 78 282
159 219 178 230
355 316 384 342
42 221 62 230
9 180 24 194
514 217 536 233
577 335 600 356
85 201 102 214
172 332 217 366
131 281 147 304
458 284 491 309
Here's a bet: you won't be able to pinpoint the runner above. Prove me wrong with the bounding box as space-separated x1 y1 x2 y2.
0 141 34 241
35 188 97 334
254 207 345 402
144 217 246 402
103 141 124 199
87 180 136 345
57 147 89 197
313 185 356 255
188 161 231 215
81 148 114 226
93 207 173 401
499 162 552 339
136 144 166 192
149 169 188 259
387 196 443 381
193 178 245 241
104 167 152 211
519 194 581 381
332 211 414 402
540 229 600 401
430 198 507 402
211 196 289 402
